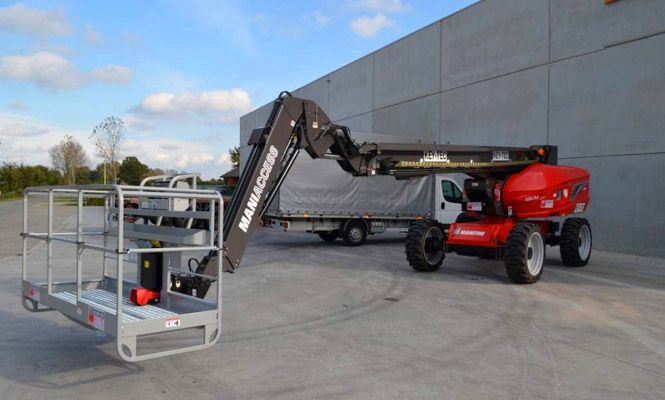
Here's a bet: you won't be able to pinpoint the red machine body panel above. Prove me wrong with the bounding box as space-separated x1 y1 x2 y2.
447 218 551 248
502 164 590 219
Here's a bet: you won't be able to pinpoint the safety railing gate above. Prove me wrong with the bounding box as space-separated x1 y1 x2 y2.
20 184 223 362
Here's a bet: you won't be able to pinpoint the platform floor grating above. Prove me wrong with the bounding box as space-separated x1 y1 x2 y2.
52 289 178 322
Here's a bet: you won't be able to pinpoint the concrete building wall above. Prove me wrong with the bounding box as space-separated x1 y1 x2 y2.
240 0 665 257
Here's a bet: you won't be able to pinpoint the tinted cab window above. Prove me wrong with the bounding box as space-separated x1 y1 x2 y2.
441 180 463 203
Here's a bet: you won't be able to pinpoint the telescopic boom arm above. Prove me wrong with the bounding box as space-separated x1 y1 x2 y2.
201 92 556 276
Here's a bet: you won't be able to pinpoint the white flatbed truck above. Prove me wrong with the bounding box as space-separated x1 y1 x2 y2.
257 133 465 245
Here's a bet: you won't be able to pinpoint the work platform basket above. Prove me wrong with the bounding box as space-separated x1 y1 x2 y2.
20 183 224 362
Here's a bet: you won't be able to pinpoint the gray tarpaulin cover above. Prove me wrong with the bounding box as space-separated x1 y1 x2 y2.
266 133 434 218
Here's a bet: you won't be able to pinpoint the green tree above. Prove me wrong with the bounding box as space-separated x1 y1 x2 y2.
0 163 62 197
95 162 120 183
90 116 125 183
76 166 93 184
48 135 88 185
119 156 150 185
229 146 239 169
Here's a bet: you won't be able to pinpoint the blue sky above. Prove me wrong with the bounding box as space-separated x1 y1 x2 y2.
0 0 477 178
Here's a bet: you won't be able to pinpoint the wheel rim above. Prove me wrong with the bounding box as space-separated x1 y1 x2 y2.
349 227 363 242
578 224 591 260
526 231 544 276
422 227 444 264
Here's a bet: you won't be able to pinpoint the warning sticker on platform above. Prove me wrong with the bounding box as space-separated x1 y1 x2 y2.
88 308 105 330
29 285 40 302
467 202 482 212
165 317 181 328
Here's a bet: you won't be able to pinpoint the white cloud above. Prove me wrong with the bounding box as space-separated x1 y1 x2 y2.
312 10 332 26
0 52 87 89
91 65 133 84
350 14 395 37
85 23 101 45
0 112 92 166
1 122 46 137
349 0 410 13
122 138 233 178
138 89 252 124
28 41 78 56
7 101 27 110
124 114 155 132
0 112 233 179
0 52 134 90
122 31 141 46
0 3 72 37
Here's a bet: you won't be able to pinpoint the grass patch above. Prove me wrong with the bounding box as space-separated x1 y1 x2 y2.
0 191 21 203
0 195 21 203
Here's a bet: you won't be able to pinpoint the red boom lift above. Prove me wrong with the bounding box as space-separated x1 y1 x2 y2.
178 92 592 289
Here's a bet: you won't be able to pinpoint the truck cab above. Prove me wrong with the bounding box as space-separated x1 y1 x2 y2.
435 175 465 226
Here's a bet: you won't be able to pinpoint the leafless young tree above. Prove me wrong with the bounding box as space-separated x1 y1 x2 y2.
90 116 126 183
49 135 88 185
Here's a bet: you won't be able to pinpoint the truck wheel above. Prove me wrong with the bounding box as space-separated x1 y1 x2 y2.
560 218 592 267
318 230 339 242
406 220 445 272
342 220 366 246
504 223 545 284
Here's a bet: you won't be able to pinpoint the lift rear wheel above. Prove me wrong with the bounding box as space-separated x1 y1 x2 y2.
560 218 592 267
504 223 545 284
318 230 340 242
342 220 367 246
406 220 445 272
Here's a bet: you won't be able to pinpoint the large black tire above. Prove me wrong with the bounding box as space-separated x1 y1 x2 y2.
560 218 592 267
406 220 446 272
318 230 339 242
342 220 367 246
504 223 545 284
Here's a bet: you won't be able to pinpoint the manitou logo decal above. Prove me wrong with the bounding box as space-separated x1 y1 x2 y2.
238 145 279 233
422 150 448 163
454 228 486 237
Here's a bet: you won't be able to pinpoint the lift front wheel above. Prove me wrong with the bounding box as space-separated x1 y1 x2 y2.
560 218 592 267
504 223 545 284
406 220 445 272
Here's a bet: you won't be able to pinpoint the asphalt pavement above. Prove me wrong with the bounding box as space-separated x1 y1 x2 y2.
0 206 664 399
0 198 75 260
